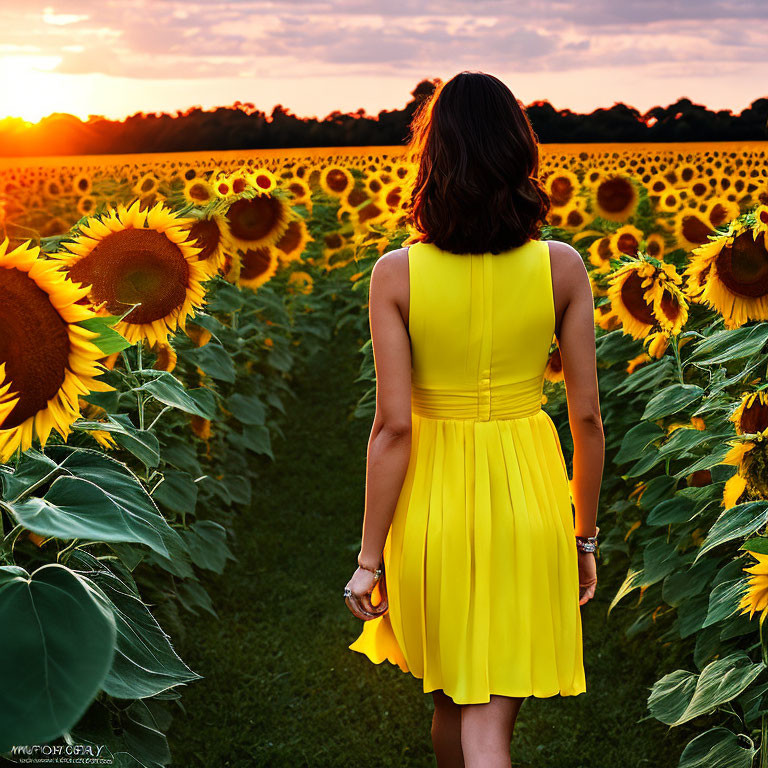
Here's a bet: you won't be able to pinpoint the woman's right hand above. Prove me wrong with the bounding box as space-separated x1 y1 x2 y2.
344 567 389 620
578 552 597 605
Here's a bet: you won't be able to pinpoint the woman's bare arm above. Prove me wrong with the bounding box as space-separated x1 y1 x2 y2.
550 241 604 538
357 248 413 570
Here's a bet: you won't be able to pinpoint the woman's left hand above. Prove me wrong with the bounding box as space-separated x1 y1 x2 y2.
345 567 388 620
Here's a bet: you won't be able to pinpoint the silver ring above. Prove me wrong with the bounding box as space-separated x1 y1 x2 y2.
343 587 353 598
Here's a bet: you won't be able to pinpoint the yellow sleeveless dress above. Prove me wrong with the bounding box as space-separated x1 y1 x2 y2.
348 238 586 704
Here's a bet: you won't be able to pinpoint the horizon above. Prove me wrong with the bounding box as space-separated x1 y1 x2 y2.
2 2 767 124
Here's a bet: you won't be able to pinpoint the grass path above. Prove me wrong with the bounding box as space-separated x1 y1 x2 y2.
166 322 690 767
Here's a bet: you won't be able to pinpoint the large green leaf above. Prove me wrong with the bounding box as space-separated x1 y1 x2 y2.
614 421 665 465
647 496 698 526
8 449 189 562
678 728 755 768
688 323 768 365
663 557 720 607
0 448 61 501
642 538 685 586
648 652 765 727
152 469 199 517
642 384 705 421
703 578 748 628
227 393 267 425
68 551 202 699
136 372 217 419
0 564 117 752
183 343 237 382
77 315 131 355
73 413 160 470
181 520 236 573
695 501 768 564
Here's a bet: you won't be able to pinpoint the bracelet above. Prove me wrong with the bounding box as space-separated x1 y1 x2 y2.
358 558 383 580
575 525 599 554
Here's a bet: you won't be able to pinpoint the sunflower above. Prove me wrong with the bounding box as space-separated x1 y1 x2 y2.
543 344 564 382
0 238 114 461
284 177 311 205
683 215 768 328
674 207 716 250
225 194 291 250
183 178 215 206
739 551 768 626
588 236 615 273
319 166 354 197
754 205 768 237
248 168 277 195
274 218 312 263
236 246 280 290
134 174 159 198
54 200 209 346
609 225 644 257
150 342 177 372
546 170 580 208
607 257 688 340
626 352 652 374
287 270 314 295
721 432 768 509
644 233 667 260
181 213 231 275
731 391 768 435
592 174 637 222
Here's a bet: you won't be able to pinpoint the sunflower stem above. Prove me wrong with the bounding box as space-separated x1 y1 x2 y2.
762 712 767 768
671 333 684 385
147 406 172 432
136 342 145 431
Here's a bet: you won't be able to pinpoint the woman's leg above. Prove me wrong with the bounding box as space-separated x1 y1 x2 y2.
460 695 525 768
430 690 465 768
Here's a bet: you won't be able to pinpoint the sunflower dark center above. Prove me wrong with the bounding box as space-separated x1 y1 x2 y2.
326 169 350 194
715 231 768 298
741 399 768 434
620 270 656 325
0 267 70 429
188 218 222 261
647 239 662 257
188 183 210 202
550 177 574 206
566 209 583 227
660 291 681 322
226 196 283 242
617 233 639 255
347 187 368 207
66 228 190 324
597 178 634 214
276 221 302 255
681 214 713 245
239 248 273 281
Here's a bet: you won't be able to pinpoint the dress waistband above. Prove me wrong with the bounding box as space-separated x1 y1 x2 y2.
411 374 543 421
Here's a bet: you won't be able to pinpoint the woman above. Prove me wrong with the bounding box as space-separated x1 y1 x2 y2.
344 71 604 768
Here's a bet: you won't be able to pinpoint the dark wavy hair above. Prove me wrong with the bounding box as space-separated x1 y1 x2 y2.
404 71 550 255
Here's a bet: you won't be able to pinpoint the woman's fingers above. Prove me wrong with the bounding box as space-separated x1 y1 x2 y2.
579 579 597 605
360 592 388 616
345 594 377 620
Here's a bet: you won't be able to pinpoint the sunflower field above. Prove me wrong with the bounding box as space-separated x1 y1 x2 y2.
2 140 768 766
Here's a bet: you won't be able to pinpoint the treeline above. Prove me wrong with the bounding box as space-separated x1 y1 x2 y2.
1 79 767 157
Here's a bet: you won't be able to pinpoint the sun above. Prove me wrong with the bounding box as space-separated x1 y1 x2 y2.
0 56 84 122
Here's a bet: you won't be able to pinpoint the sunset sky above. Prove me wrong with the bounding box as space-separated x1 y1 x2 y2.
1 1 767 124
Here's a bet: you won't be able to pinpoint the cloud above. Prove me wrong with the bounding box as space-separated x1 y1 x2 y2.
1 0 767 84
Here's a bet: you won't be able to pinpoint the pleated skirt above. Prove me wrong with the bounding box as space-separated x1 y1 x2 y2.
348 408 587 705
